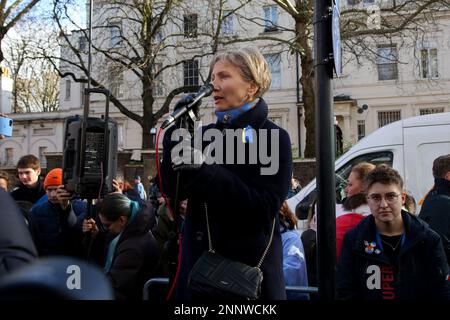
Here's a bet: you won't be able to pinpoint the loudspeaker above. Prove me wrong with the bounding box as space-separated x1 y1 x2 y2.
62 115 118 199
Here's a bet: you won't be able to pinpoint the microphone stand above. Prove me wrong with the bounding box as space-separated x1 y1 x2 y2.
167 107 199 297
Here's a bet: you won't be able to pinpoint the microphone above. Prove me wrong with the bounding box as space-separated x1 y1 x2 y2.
161 83 214 129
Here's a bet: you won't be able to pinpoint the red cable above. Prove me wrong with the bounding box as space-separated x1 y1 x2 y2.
155 127 183 301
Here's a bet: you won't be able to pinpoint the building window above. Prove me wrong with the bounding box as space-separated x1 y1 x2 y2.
378 110 401 128
5 148 13 166
419 107 444 115
65 79 71 100
357 120 365 140
264 53 281 89
109 22 122 48
38 147 47 168
153 63 163 96
268 116 283 127
78 35 87 51
33 128 53 135
377 45 398 80
110 72 124 98
221 10 234 36
421 48 438 79
263 5 278 32
184 14 198 38
183 60 199 86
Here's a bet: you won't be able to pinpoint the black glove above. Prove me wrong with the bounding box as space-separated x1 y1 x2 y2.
171 141 204 171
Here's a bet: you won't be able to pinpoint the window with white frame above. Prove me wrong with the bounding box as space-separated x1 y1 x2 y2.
263 5 278 32
39 146 47 168
183 60 199 86
377 45 398 80
109 22 122 48
421 48 438 79
378 110 401 128
419 107 444 115
221 10 234 36
184 14 198 38
268 116 283 128
5 148 13 166
110 71 124 98
65 79 71 100
78 35 87 51
264 53 281 89
153 63 163 96
357 120 365 140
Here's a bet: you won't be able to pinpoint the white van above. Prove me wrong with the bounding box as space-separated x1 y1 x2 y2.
287 112 450 222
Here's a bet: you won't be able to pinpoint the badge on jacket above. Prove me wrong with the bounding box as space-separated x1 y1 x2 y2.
364 241 380 254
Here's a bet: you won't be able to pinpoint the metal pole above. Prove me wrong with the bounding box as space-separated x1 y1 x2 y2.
314 0 336 300
79 0 94 184
295 51 302 158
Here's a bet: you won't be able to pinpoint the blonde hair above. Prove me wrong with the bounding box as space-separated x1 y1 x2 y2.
351 162 376 182
210 47 271 98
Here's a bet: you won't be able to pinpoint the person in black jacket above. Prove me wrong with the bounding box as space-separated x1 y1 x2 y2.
161 47 292 300
337 165 450 300
419 154 450 264
0 189 38 279
10 154 45 204
82 193 159 300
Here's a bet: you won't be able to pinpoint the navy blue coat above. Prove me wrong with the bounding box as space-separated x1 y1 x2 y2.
0 190 38 278
162 98 292 300
419 178 450 263
337 211 450 300
28 200 86 257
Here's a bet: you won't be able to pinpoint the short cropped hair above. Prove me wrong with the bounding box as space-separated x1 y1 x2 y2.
17 154 40 170
210 47 271 98
432 154 450 179
364 164 404 193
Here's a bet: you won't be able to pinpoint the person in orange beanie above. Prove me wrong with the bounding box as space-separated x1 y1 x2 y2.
28 168 86 257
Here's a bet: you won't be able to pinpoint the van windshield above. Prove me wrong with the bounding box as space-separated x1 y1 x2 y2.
296 151 393 220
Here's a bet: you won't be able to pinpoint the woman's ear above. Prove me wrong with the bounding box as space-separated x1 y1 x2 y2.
247 82 259 99
119 215 129 226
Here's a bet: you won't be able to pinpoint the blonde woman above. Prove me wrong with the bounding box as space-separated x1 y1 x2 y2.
161 47 292 300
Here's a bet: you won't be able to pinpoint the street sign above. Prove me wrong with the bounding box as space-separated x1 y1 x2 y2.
332 0 342 77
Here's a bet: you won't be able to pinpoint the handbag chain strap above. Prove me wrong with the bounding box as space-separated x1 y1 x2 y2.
203 202 275 269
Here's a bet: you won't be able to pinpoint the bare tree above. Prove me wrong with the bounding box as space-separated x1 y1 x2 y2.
41 0 245 149
0 0 42 64
232 0 450 157
4 20 60 113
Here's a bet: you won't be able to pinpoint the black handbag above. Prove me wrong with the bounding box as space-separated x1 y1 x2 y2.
187 203 275 300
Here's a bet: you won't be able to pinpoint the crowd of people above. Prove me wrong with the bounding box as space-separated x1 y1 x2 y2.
0 46 449 301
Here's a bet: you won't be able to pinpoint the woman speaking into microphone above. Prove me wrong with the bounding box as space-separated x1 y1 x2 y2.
161 46 292 300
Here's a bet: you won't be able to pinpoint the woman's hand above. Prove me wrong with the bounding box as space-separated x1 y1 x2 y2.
82 218 99 237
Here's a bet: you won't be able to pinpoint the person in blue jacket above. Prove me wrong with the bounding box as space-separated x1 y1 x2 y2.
161 47 292 300
28 168 86 257
279 201 309 300
337 165 450 300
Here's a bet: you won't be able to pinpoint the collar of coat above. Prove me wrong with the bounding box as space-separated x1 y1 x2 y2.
351 211 427 262
215 97 269 130
432 178 450 197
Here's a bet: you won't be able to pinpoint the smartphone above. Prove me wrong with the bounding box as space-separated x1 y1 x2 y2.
0 117 13 137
